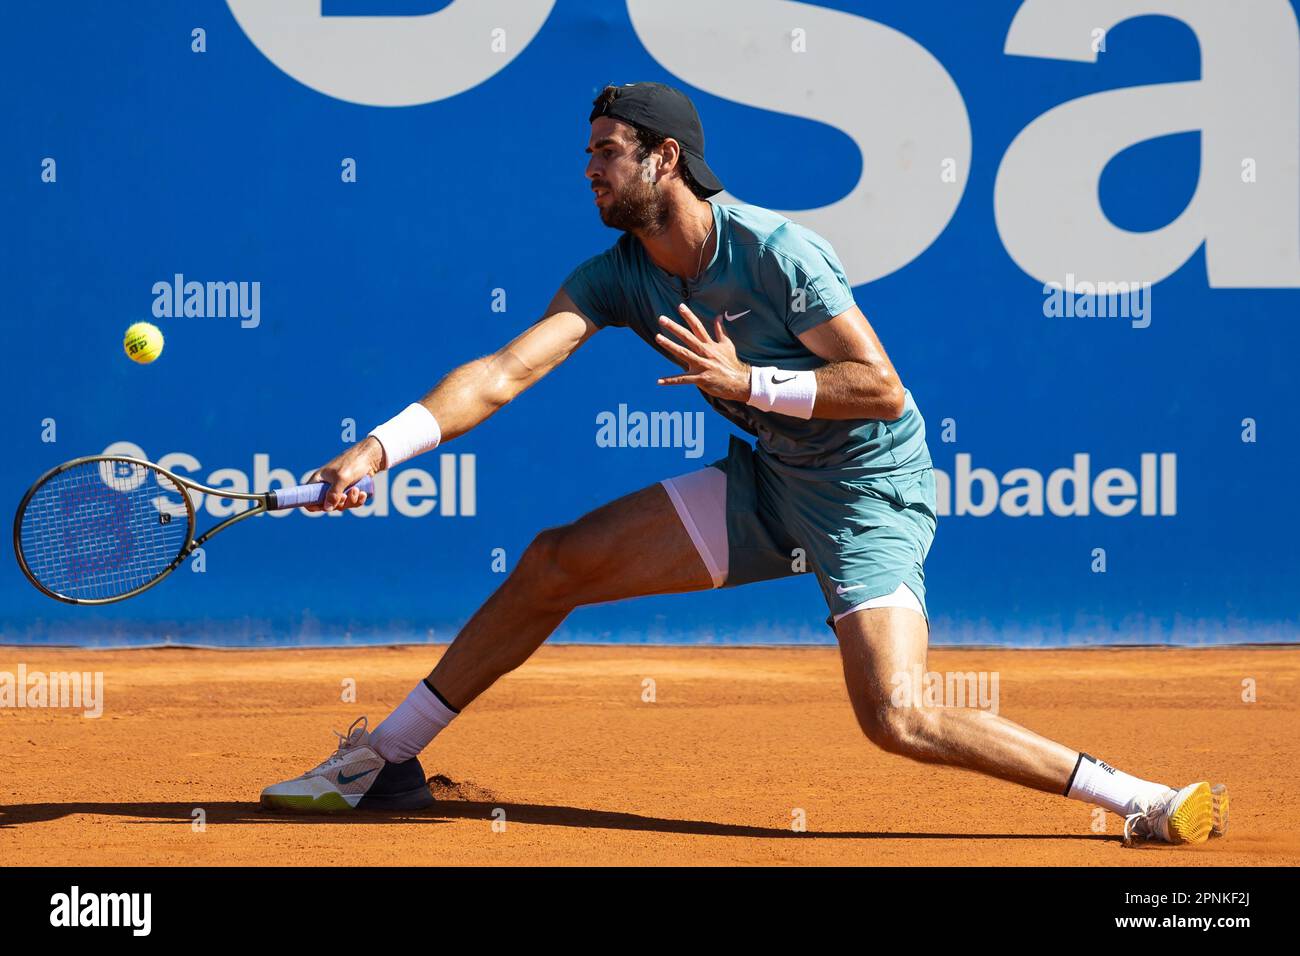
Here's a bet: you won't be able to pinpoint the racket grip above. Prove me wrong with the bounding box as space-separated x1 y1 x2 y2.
269 475 375 510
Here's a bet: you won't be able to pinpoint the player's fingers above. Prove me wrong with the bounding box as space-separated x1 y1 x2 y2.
678 302 711 340
657 373 701 386
657 314 707 352
340 465 375 508
321 477 347 512
654 333 702 367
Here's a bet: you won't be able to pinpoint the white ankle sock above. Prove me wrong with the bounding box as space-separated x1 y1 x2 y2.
370 681 459 763
1066 753 1169 816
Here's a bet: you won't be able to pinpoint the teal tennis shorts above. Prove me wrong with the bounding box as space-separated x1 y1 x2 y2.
662 436 937 631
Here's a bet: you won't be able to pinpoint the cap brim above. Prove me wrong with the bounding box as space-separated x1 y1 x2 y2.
683 151 724 197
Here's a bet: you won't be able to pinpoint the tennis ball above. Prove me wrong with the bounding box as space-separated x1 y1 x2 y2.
123 322 164 364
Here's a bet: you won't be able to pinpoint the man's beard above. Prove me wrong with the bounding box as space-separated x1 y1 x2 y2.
599 178 670 234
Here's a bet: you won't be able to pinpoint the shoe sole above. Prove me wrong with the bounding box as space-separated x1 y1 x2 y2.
260 792 355 813
1166 781 1214 844
1211 783 1229 837
260 786 434 814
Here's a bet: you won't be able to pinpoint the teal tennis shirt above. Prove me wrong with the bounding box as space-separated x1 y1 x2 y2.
563 201 931 479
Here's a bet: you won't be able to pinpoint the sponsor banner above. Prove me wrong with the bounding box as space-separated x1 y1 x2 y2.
2 1 1296 645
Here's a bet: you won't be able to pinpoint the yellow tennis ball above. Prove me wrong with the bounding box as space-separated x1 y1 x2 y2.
123 322 164 364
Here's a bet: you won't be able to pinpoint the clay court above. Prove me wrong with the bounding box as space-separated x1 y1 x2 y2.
2 644 1295 866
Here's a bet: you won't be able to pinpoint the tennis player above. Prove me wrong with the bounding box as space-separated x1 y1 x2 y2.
261 83 1227 845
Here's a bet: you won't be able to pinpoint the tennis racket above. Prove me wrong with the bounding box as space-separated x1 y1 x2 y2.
13 454 373 605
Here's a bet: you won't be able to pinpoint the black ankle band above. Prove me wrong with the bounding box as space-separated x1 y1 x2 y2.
423 677 460 714
1064 752 1092 796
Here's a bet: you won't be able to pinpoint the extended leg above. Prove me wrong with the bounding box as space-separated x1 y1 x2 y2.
832 607 1228 842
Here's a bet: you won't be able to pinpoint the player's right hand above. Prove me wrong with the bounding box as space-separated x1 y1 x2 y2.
305 437 385 512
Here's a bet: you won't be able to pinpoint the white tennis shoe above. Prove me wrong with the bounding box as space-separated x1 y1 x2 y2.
260 716 434 813
1123 781 1229 845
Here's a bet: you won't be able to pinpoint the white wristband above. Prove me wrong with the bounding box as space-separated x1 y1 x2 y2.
746 366 818 420
368 403 442 469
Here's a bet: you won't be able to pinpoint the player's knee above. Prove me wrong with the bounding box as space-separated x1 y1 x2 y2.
516 524 599 612
514 528 569 610
860 703 931 757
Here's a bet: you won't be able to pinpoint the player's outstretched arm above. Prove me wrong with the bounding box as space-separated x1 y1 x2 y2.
426 289 599 443
308 290 599 512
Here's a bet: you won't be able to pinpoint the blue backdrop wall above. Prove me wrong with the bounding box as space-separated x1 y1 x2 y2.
3 1 1297 647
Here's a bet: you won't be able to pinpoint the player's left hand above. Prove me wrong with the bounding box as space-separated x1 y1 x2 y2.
655 303 751 403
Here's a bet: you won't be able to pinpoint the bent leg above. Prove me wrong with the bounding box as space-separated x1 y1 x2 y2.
833 607 1078 794
430 481 714 710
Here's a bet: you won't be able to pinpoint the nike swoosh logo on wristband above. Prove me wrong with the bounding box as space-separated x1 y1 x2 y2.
771 374 796 385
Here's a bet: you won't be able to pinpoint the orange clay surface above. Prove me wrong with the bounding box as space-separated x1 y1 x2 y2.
1 645 1296 866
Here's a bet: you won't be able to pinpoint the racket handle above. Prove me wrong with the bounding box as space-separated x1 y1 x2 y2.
268 475 375 511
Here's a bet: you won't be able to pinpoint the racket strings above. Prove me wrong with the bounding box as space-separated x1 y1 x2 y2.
18 460 190 601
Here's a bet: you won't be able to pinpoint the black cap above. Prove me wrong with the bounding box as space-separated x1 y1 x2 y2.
589 82 724 197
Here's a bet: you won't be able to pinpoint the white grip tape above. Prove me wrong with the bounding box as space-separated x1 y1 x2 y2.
368 403 442 469
746 366 818 420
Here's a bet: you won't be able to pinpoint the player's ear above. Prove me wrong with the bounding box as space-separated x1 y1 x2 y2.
659 138 683 178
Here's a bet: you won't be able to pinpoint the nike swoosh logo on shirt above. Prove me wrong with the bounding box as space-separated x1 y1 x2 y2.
835 584 868 596
337 767 379 785
723 310 751 321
